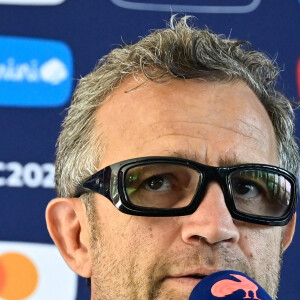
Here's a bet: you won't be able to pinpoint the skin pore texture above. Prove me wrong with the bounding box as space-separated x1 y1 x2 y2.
46 77 296 300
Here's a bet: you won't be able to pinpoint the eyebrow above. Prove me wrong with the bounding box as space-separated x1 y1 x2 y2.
165 150 247 167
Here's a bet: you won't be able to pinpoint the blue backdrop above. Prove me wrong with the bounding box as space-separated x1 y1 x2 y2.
0 1 299 299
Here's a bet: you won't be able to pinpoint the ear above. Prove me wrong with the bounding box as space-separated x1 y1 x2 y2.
46 197 92 277
282 213 296 252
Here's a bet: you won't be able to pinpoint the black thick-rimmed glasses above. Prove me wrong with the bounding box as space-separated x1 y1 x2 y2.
74 156 298 226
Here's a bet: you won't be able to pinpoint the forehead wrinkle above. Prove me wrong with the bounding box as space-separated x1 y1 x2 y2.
150 117 267 135
234 117 273 140
141 132 264 167
141 120 267 147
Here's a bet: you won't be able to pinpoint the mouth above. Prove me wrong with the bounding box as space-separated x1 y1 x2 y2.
180 274 207 280
163 267 222 291
164 273 208 288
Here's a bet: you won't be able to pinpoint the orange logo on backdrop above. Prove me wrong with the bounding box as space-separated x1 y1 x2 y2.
0 252 38 300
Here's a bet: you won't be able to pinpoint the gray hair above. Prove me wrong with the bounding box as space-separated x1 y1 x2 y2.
55 16 299 200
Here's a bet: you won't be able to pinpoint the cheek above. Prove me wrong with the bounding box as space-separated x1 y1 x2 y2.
96 198 181 258
239 226 283 261
122 217 182 254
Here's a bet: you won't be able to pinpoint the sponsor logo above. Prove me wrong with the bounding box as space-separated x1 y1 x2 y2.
211 274 260 299
0 36 73 107
0 0 65 5
0 161 54 189
0 252 38 299
0 241 77 300
297 58 300 99
110 0 261 13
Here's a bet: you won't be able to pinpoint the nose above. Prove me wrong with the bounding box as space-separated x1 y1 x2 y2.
181 182 240 245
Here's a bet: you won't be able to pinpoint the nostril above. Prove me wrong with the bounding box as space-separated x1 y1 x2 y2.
192 235 206 242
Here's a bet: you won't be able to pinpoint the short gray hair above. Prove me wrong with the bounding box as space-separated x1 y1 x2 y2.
55 16 299 199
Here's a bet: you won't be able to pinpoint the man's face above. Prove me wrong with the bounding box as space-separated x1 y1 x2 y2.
89 78 287 300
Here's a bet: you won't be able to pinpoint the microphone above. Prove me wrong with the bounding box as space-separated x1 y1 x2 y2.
189 270 272 300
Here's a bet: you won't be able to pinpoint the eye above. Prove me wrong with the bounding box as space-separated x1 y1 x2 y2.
233 180 260 199
142 175 171 191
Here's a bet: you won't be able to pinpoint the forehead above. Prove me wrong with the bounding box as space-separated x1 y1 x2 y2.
94 77 277 167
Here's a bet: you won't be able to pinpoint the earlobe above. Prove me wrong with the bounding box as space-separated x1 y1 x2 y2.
282 213 296 252
46 197 92 278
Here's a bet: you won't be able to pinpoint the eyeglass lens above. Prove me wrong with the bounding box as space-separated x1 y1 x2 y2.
125 164 200 209
124 163 292 218
230 170 291 217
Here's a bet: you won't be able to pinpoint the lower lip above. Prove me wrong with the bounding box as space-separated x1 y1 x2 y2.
163 276 203 288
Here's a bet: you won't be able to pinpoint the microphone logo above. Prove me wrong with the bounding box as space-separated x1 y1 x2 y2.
211 274 261 299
